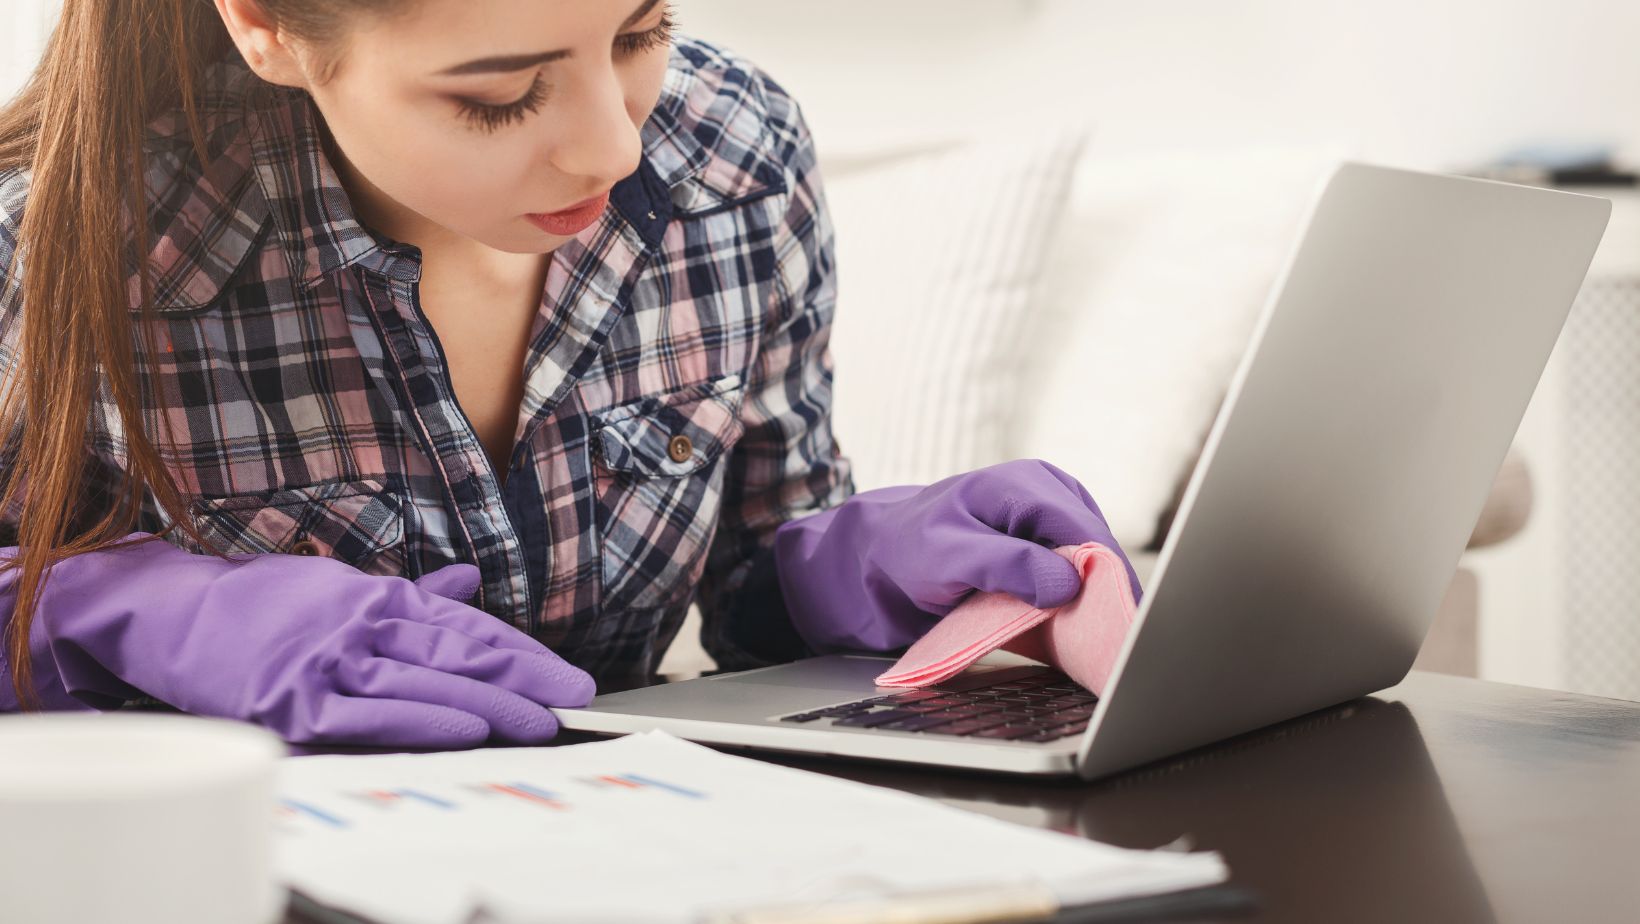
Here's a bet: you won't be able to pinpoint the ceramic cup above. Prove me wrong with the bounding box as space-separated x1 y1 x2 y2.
0 712 287 923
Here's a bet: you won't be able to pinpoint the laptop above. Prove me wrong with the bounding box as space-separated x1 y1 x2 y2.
554 162 1609 780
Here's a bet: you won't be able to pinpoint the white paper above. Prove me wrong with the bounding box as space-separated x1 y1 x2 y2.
275 731 1225 924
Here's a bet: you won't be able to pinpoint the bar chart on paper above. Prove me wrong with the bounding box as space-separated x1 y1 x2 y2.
274 731 1227 924
276 770 707 832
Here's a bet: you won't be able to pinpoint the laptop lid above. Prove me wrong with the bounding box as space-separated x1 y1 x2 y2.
1073 162 1609 780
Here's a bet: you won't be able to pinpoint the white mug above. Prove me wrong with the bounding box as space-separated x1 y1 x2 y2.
0 712 288 924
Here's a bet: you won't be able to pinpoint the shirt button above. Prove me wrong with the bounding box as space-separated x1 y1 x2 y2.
667 434 693 463
290 539 324 557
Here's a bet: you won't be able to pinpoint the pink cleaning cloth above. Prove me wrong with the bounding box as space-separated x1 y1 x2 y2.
873 542 1138 696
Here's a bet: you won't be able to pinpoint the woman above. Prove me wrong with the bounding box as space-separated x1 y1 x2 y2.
0 0 1139 747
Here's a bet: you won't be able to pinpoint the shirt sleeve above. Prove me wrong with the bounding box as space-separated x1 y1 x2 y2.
692 78 855 673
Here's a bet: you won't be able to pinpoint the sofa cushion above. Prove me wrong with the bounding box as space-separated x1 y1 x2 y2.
1016 145 1344 549
825 125 1090 490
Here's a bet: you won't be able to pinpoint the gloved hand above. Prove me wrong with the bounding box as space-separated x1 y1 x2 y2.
773 459 1143 653
0 534 594 747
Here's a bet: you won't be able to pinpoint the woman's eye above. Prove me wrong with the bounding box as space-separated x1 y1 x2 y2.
616 5 676 56
453 4 675 135
455 72 549 134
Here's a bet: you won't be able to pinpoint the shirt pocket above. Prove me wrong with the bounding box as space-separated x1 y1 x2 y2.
590 373 746 614
184 476 412 578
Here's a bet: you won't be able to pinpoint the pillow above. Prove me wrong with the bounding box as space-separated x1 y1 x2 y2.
824 125 1090 491
1016 144 1346 550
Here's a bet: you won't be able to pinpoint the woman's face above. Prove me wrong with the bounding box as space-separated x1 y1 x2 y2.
245 0 674 254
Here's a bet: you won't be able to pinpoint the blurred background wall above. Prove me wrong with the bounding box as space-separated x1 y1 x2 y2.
0 2 56 101
678 0 1640 171
11 1 1640 169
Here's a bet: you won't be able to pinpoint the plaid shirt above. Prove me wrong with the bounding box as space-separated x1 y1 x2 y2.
0 35 853 692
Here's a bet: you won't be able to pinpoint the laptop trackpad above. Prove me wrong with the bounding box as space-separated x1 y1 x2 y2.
712 655 898 691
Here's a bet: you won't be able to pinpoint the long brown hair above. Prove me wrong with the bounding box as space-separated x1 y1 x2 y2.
0 0 391 709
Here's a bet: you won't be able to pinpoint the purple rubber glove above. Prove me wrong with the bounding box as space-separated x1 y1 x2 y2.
773 459 1144 653
0 534 594 747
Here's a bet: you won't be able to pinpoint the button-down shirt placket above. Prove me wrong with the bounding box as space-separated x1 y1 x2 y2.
353 252 538 629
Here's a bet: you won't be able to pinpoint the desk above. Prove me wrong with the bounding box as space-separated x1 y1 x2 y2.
286 672 1640 924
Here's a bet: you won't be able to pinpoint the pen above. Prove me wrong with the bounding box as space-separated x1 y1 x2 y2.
705 882 1059 924
705 882 1256 924
1051 885 1257 922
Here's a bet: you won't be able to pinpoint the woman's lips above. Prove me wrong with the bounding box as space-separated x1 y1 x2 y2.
525 190 611 236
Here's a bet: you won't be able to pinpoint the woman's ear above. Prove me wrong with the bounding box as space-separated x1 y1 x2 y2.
212 0 313 90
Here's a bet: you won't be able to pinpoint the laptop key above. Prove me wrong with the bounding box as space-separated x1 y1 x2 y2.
815 705 871 717
1031 715 1076 728
832 709 922 728
971 725 1039 740
882 691 943 704
779 712 825 722
1021 716 1078 729
922 716 1009 736
877 714 960 732
940 703 1003 716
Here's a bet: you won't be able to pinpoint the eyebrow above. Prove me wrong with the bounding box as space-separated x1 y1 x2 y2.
435 0 662 76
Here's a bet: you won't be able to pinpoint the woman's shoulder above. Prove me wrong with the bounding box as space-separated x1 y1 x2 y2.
659 34 821 200
666 33 805 119
0 53 262 305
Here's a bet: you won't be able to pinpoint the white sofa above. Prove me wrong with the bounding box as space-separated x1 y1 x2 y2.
659 135 1532 680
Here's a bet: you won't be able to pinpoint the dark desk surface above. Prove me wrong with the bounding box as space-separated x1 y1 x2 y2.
287 672 1640 924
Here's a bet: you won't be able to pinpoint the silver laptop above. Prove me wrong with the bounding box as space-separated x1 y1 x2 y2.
554 162 1609 780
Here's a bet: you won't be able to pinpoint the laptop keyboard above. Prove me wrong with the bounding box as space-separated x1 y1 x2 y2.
776 668 1095 743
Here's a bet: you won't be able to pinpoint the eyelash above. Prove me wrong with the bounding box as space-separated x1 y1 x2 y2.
456 5 677 134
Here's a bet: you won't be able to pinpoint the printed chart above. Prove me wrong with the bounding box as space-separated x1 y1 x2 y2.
277 772 705 830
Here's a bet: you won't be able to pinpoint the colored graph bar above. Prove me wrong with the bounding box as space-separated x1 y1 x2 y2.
596 774 643 789
281 799 348 828
508 781 563 802
398 788 456 809
619 773 706 799
485 782 568 810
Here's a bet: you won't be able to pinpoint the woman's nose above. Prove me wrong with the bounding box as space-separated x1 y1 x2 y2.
547 68 643 187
